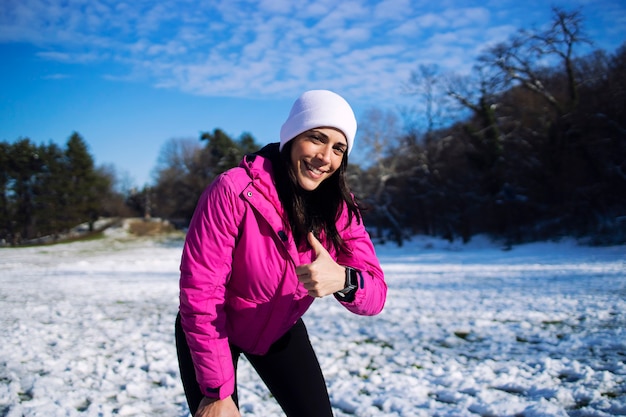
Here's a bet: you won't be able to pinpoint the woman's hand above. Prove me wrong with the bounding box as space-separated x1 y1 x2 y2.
194 396 240 417
296 232 346 297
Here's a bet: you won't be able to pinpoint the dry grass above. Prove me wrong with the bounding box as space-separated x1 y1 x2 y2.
126 218 176 236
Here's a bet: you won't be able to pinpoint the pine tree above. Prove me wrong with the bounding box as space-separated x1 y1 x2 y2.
7 139 43 241
33 142 68 236
64 132 99 231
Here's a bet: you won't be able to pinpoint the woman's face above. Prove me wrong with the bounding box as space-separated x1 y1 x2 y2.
290 127 347 191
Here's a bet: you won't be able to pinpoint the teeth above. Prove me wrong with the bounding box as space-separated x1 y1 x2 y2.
306 162 323 175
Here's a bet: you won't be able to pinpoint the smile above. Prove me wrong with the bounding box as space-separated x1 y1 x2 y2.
304 161 327 176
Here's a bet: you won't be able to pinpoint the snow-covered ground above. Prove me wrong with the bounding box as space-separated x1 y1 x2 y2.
0 228 624 417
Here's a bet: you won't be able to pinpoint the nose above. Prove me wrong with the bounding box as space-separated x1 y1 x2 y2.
316 144 333 164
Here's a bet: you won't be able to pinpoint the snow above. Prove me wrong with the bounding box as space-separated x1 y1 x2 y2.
1 229 624 416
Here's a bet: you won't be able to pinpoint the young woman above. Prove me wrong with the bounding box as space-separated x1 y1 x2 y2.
175 90 387 417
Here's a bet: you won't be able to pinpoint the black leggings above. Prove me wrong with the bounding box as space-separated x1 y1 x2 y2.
175 313 334 417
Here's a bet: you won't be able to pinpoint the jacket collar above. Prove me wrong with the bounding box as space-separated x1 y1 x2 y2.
240 144 306 263
240 143 285 220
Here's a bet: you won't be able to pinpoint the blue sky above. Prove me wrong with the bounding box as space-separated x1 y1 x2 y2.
1 0 624 187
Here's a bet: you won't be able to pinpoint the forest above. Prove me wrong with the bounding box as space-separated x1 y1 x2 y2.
1 7 624 246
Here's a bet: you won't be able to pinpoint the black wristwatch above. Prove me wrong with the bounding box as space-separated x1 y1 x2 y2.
335 266 359 299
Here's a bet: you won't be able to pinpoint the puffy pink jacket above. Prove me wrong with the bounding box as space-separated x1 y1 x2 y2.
179 149 387 400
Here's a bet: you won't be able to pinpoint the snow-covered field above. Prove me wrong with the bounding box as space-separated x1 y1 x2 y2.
1 227 624 417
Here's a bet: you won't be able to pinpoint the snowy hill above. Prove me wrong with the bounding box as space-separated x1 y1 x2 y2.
0 228 624 416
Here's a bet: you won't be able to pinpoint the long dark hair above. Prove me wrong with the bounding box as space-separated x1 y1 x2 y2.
263 141 361 254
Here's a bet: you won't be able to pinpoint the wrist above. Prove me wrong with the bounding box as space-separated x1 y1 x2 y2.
198 396 220 410
335 266 358 300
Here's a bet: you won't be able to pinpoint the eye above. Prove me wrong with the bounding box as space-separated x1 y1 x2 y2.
333 145 346 155
308 134 324 144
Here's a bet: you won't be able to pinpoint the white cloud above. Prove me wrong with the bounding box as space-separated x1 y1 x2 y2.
373 0 413 20
414 13 448 29
258 0 293 14
442 7 491 28
481 24 519 49
302 1 336 18
146 40 188 57
2 0 624 103
42 73 71 80
389 19 422 37
36 50 101 64
36 51 73 61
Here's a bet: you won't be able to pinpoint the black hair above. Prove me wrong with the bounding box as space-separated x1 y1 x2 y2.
261 141 361 254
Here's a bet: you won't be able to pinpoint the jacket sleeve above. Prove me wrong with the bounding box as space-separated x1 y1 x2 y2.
179 173 243 400
335 209 387 316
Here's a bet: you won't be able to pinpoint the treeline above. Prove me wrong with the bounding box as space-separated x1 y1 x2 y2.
355 7 626 246
2 7 624 246
0 129 259 245
0 133 126 244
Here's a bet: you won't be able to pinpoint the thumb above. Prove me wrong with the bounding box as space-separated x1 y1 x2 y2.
307 231 327 257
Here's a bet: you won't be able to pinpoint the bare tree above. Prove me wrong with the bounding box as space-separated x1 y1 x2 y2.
480 7 590 115
154 137 202 180
406 64 450 141
356 107 412 244
447 64 505 151
358 107 402 194
152 137 203 221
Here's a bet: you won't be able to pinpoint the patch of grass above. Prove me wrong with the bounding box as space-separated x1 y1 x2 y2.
357 337 394 349
602 391 619 399
541 320 564 325
127 219 175 236
18 390 33 401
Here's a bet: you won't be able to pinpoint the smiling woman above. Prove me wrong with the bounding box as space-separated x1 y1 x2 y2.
175 89 387 417
279 89 355 194
289 128 347 191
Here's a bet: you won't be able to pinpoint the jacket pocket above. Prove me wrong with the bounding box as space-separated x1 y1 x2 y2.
224 295 273 353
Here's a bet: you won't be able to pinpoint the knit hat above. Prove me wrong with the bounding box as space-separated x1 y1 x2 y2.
279 90 357 155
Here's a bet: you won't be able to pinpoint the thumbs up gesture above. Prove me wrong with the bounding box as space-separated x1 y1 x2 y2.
296 232 347 298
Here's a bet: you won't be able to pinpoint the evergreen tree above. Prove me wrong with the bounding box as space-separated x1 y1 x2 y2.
0 141 11 241
32 142 67 236
7 139 42 241
64 132 100 231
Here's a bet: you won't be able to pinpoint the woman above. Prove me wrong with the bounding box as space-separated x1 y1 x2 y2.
176 89 387 417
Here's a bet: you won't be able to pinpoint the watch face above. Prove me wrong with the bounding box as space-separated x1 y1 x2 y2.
347 267 358 288
337 267 358 300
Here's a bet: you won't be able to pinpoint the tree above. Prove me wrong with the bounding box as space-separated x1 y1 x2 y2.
406 64 451 141
0 133 138 244
481 7 590 116
32 141 67 236
354 108 410 244
0 141 11 240
64 132 101 231
6 138 43 241
152 130 261 223
394 6 626 244
152 137 204 221
200 128 247 175
445 65 505 166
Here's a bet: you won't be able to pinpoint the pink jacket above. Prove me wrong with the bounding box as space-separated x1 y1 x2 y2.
179 148 387 400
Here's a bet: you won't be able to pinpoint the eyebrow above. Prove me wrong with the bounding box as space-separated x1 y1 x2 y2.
310 129 347 148
309 129 329 138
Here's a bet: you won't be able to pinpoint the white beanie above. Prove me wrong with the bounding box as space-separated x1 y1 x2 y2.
279 90 357 155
